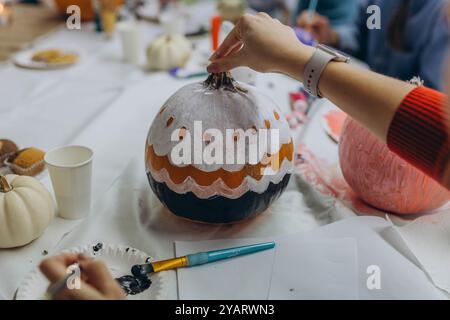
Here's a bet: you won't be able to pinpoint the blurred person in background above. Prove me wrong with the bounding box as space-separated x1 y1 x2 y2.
247 0 295 22
296 0 358 27
297 0 450 90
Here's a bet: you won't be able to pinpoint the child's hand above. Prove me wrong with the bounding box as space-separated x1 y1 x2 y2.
39 253 125 300
296 11 339 45
208 13 314 78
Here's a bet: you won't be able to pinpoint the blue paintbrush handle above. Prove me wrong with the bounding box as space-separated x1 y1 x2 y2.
186 242 275 267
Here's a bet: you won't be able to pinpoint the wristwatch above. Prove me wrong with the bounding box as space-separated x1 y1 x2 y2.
303 44 350 98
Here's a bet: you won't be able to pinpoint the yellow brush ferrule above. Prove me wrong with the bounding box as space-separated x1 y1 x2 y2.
151 256 188 273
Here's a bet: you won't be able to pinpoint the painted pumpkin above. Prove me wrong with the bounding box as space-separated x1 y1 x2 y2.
145 73 293 223
339 118 450 214
0 175 55 248
147 34 192 71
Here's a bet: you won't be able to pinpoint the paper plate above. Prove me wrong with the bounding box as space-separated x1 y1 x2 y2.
16 244 169 300
13 48 80 70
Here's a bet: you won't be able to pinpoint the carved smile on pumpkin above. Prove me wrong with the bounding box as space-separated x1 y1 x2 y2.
146 140 294 189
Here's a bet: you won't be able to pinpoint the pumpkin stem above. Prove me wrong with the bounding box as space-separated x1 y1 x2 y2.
0 175 12 193
204 72 248 93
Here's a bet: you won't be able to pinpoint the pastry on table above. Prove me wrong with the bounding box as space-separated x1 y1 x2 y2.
31 49 79 65
6 148 46 176
0 139 19 167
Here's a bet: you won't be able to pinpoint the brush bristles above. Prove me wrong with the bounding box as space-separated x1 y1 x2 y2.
131 263 154 277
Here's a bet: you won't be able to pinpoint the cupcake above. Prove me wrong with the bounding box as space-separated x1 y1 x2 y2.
6 147 46 176
0 139 19 167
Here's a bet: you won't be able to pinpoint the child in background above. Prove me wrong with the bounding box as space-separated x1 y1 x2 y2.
295 0 358 27
246 0 296 23
297 0 450 90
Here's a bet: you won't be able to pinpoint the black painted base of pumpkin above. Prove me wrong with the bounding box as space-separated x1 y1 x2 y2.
147 173 291 224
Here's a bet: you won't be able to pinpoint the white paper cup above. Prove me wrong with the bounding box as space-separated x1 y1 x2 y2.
44 145 93 220
117 21 140 65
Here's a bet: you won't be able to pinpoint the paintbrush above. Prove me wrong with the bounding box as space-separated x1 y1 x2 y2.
131 242 276 278
307 0 319 22
42 269 76 300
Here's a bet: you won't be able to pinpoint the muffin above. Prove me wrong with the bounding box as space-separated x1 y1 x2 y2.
0 139 19 167
6 148 46 176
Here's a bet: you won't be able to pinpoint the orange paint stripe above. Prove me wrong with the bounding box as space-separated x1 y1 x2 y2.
146 141 294 189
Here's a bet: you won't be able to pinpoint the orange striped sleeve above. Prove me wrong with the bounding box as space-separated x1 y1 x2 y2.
387 86 450 190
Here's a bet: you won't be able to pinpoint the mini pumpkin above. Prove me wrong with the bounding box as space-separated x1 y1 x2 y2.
145 73 293 223
339 118 450 214
146 34 192 71
0 175 55 248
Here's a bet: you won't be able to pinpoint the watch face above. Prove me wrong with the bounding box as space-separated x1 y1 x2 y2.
317 44 350 62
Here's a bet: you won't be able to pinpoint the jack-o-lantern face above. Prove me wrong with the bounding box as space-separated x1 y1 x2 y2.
145 73 293 223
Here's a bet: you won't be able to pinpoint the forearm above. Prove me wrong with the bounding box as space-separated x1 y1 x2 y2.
284 45 415 141
319 63 414 141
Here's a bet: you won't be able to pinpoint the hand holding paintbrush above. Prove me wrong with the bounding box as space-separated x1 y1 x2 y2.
39 253 125 300
296 1 340 45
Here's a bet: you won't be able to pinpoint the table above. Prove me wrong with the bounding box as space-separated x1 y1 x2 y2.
0 2 446 300
0 17 341 298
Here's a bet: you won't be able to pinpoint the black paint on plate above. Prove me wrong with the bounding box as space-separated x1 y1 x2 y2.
116 274 152 296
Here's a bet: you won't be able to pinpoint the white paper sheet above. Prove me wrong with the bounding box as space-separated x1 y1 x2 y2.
268 238 358 300
388 212 450 294
176 217 446 300
175 239 276 300
301 217 447 299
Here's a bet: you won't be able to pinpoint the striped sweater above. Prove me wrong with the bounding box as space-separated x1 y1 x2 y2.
387 86 450 190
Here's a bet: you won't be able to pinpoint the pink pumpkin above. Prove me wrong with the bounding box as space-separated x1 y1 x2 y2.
339 118 450 214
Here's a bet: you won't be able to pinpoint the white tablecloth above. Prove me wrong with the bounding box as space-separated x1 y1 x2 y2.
0 18 330 298
1 3 448 300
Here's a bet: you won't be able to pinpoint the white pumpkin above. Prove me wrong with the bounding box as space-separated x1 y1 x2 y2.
0 175 55 248
147 34 192 71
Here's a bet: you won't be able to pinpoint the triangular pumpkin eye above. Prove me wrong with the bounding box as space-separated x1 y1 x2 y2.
166 116 174 127
274 111 280 120
178 127 187 140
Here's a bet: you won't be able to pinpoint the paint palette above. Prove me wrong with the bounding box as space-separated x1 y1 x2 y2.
16 244 169 300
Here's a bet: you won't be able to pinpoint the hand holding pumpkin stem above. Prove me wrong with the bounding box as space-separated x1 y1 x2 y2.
208 13 314 80
208 13 414 144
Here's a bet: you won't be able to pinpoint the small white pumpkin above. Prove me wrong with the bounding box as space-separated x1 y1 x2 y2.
147 34 192 71
0 175 55 248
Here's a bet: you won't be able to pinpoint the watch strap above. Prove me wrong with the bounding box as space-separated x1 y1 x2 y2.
303 48 335 98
